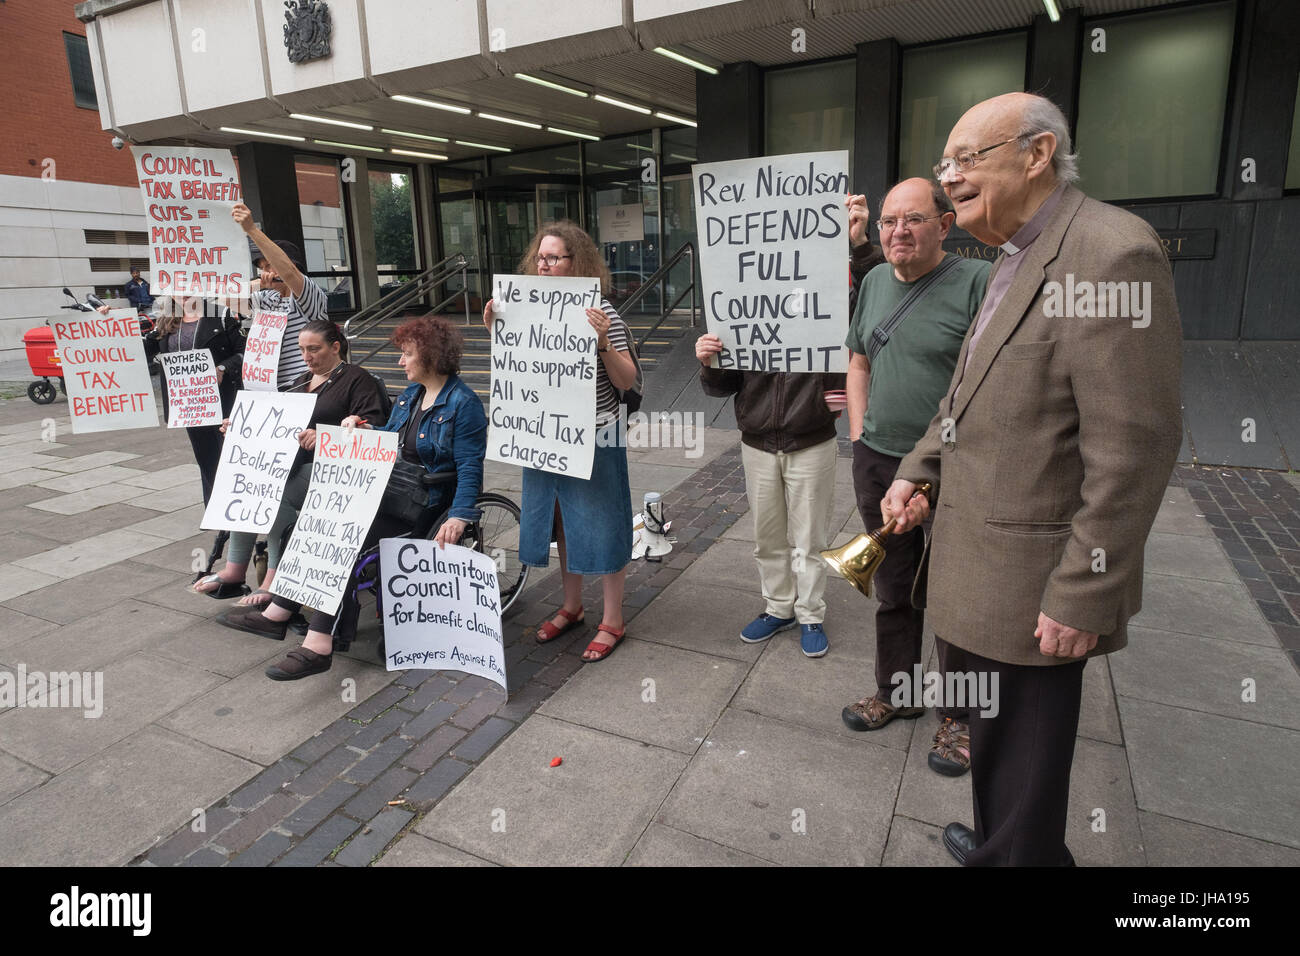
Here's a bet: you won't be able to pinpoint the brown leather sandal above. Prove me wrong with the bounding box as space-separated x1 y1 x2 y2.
928 718 971 777
841 694 924 731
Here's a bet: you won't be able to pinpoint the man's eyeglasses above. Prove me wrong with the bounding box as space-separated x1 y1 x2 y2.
535 254 573 267
876 213 946 231
933 137 1020 180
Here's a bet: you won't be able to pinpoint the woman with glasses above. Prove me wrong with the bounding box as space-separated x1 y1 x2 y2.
483 221 638 662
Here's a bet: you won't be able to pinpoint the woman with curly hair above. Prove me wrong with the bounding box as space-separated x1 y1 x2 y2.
483 220 638 662
249 315 488 680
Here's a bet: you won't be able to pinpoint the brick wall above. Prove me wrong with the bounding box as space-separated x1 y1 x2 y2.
0 1 138 187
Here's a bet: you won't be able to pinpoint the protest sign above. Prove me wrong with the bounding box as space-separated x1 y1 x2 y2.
240 305 287 391
270 425 398 616
53 308 159 434
130 146 250 299
201 390 317 533
693 150 850 373
378 539 506 690
487 274 599 478
158 348 222 428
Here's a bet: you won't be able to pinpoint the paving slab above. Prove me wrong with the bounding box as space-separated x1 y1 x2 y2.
119 504 208 543
3 502 158 543
0 563 62 604
1138 811 1300 867
657 709 903 866
1078 654 1124 746
675 537 766 593
128 533 216 574
36 450 141 473
0 530 67 563
0 725 257 866
624 579 765 662
1066 737 1145 866
625 424 734 470
26 481 148 515
0 453 74 475
1119 695 1300 849
1130 572 1277 646
159 657 397 765
881 816 959 866
1113 625 1300 730
127 484 204 513
33 465 149 494
148 617 288 680
11 528 171 579
0 652 224 774
375 833 497 866
625 822 777 866
1144 531 1238 584
1 600 205 672
893 709 973 829
416 714 688 866
0 606 59 651
1150 487 1214 538
0 750 48 806
116 463 202 490
3 560 183 624
0 467 66 491
538 638 749 754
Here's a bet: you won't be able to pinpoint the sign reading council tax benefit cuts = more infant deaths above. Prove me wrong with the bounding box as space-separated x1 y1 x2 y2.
52 308 159 434
487 274 600 479
694 150 850 373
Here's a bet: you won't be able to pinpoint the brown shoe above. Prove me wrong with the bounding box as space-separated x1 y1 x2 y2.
841 694 924 731
265 647 332 681
217 606 288 641
928 718 971 776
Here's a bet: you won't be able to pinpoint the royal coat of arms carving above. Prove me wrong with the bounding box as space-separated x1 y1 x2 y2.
284 0 332 63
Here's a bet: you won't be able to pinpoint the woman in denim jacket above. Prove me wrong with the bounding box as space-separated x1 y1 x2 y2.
257 316 487 680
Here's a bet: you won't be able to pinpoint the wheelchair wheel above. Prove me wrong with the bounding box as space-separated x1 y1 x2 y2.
458 492 529 615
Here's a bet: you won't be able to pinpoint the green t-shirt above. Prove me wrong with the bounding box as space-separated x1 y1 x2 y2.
844 254 991 457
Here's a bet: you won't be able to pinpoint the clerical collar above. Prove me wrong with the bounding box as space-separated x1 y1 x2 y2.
999 182 1068 256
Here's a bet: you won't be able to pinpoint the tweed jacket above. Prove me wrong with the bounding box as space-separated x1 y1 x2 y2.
897 184 1183 666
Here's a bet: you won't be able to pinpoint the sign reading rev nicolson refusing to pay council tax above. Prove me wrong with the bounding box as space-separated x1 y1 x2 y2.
53 307 159 434
201 390 317 534
693 150 850 373
487 274 600 479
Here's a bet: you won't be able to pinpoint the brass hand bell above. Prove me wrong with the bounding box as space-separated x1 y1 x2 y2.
821 482 931 598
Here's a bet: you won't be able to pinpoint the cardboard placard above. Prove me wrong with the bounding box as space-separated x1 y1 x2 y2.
131 146 250 299
379 539 506 689
52 308 159 434
693 150 851 373
158 348 222 428
241 305 287 392
270 425 398 616
201 390 317 533
486 274 600 478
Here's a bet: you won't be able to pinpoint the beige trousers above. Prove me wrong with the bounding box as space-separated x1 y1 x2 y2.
740 437 838 624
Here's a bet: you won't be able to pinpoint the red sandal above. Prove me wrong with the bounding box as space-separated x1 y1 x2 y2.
536 606 584 643
582 624 626 662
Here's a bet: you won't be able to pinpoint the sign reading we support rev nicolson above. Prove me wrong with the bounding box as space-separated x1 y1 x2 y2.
130 146 250 299
694 150 850 373
53 308 159 434
487 274 600 479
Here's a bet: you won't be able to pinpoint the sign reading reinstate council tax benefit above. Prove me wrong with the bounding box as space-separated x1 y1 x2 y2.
270 425 398 616
158 348 222 428
693 150 850 373
379 539 506 690
201 390 317 533
487 274 600 479
131 146 250 298
53 308 159 434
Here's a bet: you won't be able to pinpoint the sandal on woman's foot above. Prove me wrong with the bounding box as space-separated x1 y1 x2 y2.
265 647 332 681
234 588 273 609
536 606 584 643
191 573 250 600
582 624 626 663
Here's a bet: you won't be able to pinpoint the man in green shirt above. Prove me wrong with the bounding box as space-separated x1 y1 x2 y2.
840 178 990 777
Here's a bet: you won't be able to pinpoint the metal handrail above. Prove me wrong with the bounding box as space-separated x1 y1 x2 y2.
613 241 697 349
342 253 469 342
353 285 471 366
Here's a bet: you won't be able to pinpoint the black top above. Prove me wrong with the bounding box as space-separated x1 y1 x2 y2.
400 386 426 464
285 362 389 471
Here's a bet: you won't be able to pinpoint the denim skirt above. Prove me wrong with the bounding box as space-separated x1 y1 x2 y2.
518 422 632 575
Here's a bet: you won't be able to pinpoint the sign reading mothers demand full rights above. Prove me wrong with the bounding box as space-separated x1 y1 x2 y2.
487 274 600 479
158 348 222 428
693 150 850 373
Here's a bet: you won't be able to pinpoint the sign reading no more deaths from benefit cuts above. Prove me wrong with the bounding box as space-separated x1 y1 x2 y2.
201 390 317 534
379 539 506 690
53 308 159 434
131 145 250 299
487 274 600 479
158 348 222 428
693 150 850 373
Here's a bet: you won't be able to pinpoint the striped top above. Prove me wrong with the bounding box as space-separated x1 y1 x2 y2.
254 278 328 386
595 298 631 426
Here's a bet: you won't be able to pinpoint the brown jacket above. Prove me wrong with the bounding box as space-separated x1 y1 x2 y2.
897 185 1182 666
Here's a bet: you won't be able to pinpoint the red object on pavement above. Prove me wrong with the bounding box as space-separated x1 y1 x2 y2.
23 326 61 377
550 757 562 767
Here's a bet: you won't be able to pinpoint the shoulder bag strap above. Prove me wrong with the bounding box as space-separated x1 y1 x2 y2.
866 254 964 365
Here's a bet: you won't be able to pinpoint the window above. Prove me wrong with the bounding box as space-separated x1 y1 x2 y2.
64 32 97 110
1288 74 1300 191
492 143 579 177
766 59 855 165
369 162 420 298
899 33 1027 182
1076 2 1236 201
295 155 353 311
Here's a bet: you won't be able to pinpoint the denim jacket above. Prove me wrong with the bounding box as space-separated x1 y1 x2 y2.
380 377 487 521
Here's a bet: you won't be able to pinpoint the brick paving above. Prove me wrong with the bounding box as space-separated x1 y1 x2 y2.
1172 464 1300 672
134 443 752 866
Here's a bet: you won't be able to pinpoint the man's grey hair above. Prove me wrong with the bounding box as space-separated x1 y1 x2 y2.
1017 95 1079 184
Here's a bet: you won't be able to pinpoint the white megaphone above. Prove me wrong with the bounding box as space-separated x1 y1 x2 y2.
631 491 673 561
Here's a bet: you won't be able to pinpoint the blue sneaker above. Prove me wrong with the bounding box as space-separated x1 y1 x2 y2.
740 613 797 643
800 623 829 658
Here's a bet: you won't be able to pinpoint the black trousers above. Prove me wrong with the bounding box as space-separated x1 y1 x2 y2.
852 441 966 720
187 425 224 506
939 637 1085 866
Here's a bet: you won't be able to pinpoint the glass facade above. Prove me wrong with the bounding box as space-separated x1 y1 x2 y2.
294 155 352 311
1076 1 1236 201
898 33 1027 183
369 162 420 297
766 60 855 167
1288 74 1300 191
